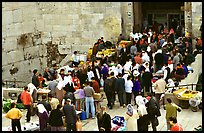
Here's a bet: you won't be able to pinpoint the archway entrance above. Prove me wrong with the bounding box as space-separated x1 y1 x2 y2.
133 2 184 33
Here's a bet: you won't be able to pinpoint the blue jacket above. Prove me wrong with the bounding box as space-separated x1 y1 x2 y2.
132 80 141 92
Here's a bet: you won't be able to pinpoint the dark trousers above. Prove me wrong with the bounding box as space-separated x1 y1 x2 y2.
144 85 152 93
126 92 132 105
12 119 21 131
66 123 76 131
72 61 79 67
155 93 163 108
105 92 114 108
118 92 125 106
24 105 31 122
149 117 157 131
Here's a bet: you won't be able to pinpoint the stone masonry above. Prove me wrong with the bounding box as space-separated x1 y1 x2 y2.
2 2 126 86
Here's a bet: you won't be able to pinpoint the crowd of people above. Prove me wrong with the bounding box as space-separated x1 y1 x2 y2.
5 19 202 131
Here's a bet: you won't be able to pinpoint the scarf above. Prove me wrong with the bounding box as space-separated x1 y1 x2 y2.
37 104 47 114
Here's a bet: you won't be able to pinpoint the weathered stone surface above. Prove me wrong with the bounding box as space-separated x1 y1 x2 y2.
13 9 23 23
6 50 24 64
2 36 18 52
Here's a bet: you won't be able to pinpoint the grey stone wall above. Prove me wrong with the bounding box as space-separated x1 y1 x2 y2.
192 2 202 38
2 2 125 86
184 2 202 49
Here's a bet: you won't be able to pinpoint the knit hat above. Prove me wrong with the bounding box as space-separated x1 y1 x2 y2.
126 104 133 116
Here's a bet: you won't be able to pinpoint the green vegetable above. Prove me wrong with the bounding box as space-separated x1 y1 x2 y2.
16 103 25 109
3 102 11 113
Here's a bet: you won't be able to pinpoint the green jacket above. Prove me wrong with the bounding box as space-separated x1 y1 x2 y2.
164 103 182 120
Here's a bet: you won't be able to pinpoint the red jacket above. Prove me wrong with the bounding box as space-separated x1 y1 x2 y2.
21 90 32 105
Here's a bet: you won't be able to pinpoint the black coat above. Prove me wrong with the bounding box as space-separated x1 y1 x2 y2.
49 109 64 126
63 104 77 124
115 78 125 93
97 112 111 131
32 75 40 88
142 71 153 86
146 97 160 118
155 53 164 67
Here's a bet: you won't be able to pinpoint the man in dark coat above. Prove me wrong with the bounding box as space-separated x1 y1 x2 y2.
92 42 99 59
146 93 161 131
32 69 40 88
141 68 153 94
154 50 164 72
115 73 126 107
110 72 117 105
97 106 111 131
104 75 114 109
38 95 51 114
48 104 64 131
63 99 77 131
120 45 130 66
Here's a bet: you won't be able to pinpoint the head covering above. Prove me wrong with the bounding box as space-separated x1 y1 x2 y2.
57 80 64 90
157 49 162 54
136 95 146 106
64 75 73 86
126 104 133 116
37 104 47 113
65 98 71 103
137 105 148 116
27 83 37 95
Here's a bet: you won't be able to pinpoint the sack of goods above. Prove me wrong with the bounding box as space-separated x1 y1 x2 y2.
93 93 101 100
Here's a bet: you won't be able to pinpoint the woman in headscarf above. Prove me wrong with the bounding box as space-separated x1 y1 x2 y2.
136 94 149 131
56 80 65 105
124 104 139 131
27 83 37 102
37 104 49 131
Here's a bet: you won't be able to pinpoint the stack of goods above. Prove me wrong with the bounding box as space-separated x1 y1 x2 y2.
96 48 116 58
111 116 126 131
173 88 200 100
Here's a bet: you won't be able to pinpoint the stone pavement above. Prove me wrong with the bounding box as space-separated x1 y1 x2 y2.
2 95 202 131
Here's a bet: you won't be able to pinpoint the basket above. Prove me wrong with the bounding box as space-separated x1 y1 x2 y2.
93 93 101 100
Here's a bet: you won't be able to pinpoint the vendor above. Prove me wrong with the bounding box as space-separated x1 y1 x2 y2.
72 51 79 67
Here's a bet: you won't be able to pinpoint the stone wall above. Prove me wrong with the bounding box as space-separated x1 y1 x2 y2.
184 2 202 49
2 2 125 86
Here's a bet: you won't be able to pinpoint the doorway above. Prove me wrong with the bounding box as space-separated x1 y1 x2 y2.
168 14 180 31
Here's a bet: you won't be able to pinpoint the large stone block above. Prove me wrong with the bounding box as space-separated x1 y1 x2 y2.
7 23 23 37
23 45 46 60
13 9 23 23
35 19 45 32
6 50 24 64
2 36 18 52
22 21 35 33
2 11 13 26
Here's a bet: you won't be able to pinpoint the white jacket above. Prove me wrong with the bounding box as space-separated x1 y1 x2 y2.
125 80 133 93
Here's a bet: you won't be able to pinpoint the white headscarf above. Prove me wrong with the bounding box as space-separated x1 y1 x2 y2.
37 104 47 114
116 64 123 74
136 95 148 116
64 75 73 86
137 105 148 116
57 80 64 90
27 83 37 95
136 95 146 106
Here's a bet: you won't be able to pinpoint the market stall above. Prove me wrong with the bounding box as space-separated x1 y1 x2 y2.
173 88 202 109
37 88 51 101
